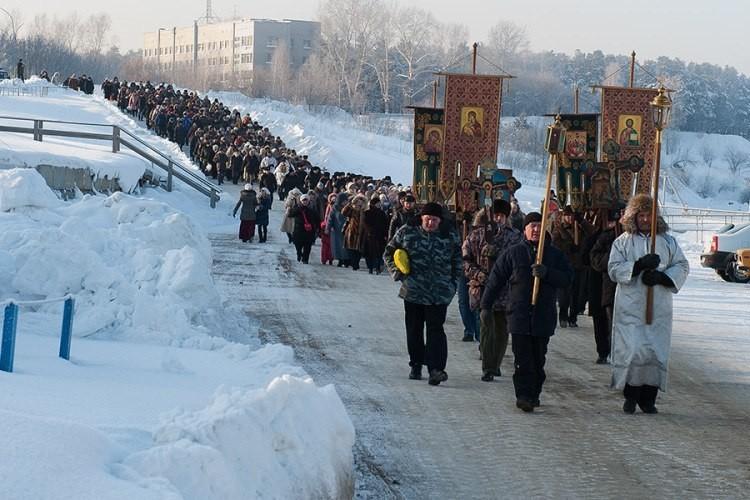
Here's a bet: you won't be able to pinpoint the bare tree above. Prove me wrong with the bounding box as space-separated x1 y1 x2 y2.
80 14 112 55
486 20 529 67
269 41 292 100
318 0 384 112
700 143 715 169
724 146 750 176
0 7 24 42
391 6 439 106
363 6 394 112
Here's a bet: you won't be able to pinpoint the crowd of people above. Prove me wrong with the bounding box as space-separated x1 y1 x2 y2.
101 79 689 416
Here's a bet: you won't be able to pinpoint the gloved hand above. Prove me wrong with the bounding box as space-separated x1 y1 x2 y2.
641 269 674 288
393 270 405 282
531 263 547 279
632 253 660 277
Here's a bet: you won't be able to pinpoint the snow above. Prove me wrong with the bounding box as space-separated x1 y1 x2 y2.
1 77 748 499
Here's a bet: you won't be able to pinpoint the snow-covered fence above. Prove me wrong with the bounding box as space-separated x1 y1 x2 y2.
1 296 75 373
0 115 221 207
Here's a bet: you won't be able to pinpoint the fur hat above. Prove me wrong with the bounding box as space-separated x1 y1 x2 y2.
473 210 491 227
493 199 511 216
621 194 668 234
420 202 443 219
300 194 310 202
244 183 252 191
523 212 543 227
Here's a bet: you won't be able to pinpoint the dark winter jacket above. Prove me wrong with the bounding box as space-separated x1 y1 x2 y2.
288 204 320 244
361 205 389 259
552 220 594 270
481 239 573 337
384 224 462 306
255 195 272 226
233 190 258 221
388 207 418 240
589 228 618 308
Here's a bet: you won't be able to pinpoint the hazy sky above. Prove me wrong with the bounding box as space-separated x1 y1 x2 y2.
3 0 748 75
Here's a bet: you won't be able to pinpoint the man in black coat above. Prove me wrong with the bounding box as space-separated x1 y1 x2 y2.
481 212 573 412
16 59 24 81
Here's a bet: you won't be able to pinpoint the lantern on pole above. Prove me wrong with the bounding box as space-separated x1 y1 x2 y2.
645 85 672 324
532 115 566 305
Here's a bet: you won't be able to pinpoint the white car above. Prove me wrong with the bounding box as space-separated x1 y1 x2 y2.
700 222 750 283
0 68 8 80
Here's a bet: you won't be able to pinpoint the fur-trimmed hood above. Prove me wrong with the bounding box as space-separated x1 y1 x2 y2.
621 194 669 234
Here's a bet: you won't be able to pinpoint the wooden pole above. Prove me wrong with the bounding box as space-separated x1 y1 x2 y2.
629 51 636 88
432 80 438 108
574 85 579 113
532 152 557 305
472 42 478 75
645 127 663 324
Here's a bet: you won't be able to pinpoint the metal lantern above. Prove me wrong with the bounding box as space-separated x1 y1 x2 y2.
650 85 672 131
544 115 567 154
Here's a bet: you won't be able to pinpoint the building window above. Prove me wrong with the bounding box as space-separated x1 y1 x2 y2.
265 52 273 63
303 39 312 49
241 53 252 64
267 36 278 47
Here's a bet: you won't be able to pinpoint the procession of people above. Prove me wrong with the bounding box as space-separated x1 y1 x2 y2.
100 78 690 416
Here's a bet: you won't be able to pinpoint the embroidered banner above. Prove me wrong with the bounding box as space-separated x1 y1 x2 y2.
557 113 598 212
411 107 444 203
439 74 504 213
599 86 659 200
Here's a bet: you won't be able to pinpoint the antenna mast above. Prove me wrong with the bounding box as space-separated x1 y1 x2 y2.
197 0 220 24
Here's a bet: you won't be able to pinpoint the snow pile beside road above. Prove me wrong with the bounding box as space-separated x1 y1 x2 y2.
0 167 62 211
127 375 355 500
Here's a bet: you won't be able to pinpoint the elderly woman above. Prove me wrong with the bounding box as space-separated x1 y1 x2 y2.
342 194 367 271
327 192 350 267
281 188 302 244
288 193 320 264
320 193 337 265
233 184 258 242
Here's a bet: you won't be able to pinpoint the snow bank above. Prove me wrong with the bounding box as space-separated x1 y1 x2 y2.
127 376 355 500
0 75 58 88
0 167 62 211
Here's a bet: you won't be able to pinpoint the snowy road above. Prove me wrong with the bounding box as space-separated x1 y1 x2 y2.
210 189 750 499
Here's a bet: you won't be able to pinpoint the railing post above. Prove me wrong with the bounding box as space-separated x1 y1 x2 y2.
210 189 218 208
112 126 120 153
1 303 19 373
167 161 174 192
33 120 43 142
59 298 75 361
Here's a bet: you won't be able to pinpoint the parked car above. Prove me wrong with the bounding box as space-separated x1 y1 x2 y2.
700 222 750 283
0 67 8 80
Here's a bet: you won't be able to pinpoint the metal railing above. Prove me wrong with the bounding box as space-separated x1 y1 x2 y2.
1 296 75 373
0 115 221 207
661 205 750 242
0 85 54 97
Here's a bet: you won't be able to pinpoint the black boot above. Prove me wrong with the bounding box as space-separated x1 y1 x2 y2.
623 399 637 414
428 369 448 386
409 365 422 380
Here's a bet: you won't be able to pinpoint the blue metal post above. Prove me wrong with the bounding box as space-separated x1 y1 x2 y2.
59 298 75 361
1 303 19 373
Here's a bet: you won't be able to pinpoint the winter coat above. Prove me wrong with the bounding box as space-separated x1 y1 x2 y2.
288 204 320 244
608 222 689 391
259 171 277 193
233 190 258 221
481 239 573 337
361 206 389 260
384 224 462 306
341 201 366 251
255 195 272 226
463 222 523 311
388 207 418 240
589 228 618 308
326 193 349 261
552 219 594 270
281 191 302 233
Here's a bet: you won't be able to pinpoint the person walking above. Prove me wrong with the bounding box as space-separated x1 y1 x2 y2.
233 184 258 242
361 195 389 274
16 59 24 82
288 193 320 264
552 205 593 327
342 194 367 271
255 188 272 243
384 202 462 386
481 212 573 412
608 194 689 414
463 199 523 381
320 193 337 265
327 192 350 267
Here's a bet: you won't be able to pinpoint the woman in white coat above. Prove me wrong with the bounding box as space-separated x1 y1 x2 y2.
608 194 689 414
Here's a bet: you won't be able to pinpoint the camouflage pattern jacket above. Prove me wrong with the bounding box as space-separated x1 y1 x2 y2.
462 224 522 311
384 225 462 305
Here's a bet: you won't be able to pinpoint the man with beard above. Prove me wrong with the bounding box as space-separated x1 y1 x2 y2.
608 194 689 414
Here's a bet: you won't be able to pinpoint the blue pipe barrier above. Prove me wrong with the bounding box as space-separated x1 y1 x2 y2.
1 303 19 373
59 298 75 361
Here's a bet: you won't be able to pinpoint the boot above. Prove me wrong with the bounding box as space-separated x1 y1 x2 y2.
516 399 534 413
408 365 422 380
428 369 448 386
559 318 568 328
481 372 494 382
623 399 637 414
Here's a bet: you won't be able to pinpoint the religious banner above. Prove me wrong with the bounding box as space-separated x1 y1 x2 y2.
599 86 659 200
556 114 598 212
410 106 444 203
439 74 504 213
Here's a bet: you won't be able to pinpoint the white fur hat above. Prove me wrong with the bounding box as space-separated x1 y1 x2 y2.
244 183 252 191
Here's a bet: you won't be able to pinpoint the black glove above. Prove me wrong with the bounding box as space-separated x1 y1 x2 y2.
531 263 547 279
641 269 674 288
632 253 660 277
393 271 405 282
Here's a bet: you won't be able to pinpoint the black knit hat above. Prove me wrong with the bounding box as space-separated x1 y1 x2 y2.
493 199 511 216
523 212 543 226
420 202 443 218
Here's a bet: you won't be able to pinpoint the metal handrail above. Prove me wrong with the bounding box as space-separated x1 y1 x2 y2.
0 115 221 207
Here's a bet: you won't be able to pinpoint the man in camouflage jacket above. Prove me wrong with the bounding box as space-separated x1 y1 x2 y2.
384 202 462 386
463 199 523 381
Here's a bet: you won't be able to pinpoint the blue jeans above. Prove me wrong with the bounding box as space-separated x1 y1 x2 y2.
457 274 480 339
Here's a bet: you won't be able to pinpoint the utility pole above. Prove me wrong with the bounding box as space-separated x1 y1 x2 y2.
172 27 176 83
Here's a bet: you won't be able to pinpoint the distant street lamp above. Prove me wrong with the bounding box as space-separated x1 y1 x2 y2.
645 84 673 324
157 27 167 81
172 27 177 84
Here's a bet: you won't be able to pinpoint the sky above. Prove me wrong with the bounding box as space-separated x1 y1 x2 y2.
2 0 748 75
